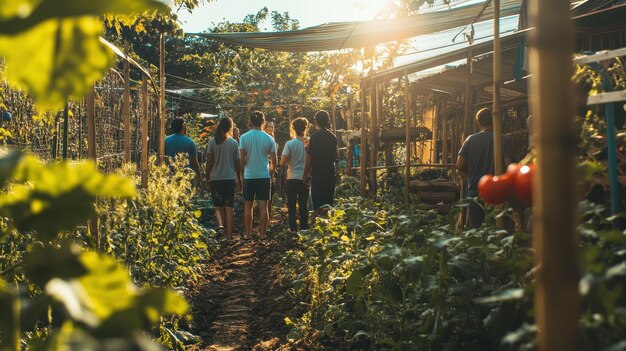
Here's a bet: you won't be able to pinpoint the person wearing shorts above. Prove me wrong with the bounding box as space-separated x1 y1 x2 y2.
206 117 241 241
239 111 277 240
280 117 310 234
303 110 338 225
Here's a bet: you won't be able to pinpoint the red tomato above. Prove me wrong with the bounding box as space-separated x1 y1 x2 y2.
478 173 514 205
506 163 522 176
513 164 534 206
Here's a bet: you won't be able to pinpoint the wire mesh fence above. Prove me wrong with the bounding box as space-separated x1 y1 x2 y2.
1 68 160 174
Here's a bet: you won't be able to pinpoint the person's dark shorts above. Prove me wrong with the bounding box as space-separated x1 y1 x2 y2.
243 178 271 201
311 175 336 209
210 180 236 207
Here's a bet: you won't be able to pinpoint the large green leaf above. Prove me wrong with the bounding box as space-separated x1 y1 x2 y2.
0 0 166 108
0 0 168 34
44 250 188 336
0 18 112 109
0 157 135 238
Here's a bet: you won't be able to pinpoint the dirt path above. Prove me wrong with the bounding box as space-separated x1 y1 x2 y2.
188 206 301 351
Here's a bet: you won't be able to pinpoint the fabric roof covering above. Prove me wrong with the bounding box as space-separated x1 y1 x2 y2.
413 42 527 103
366 30 526 82
188 0 522 52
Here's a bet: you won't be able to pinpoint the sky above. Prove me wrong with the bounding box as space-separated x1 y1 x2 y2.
177 0 390 33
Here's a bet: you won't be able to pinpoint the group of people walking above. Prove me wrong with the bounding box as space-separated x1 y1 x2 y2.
166 110 338 243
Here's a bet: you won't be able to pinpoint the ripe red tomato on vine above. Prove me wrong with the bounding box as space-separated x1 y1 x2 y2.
513 164 534 206
478 173 514 205
478 163 535 206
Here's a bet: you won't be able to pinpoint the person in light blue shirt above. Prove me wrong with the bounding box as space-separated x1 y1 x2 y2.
239 111 277 240
165 118 202 188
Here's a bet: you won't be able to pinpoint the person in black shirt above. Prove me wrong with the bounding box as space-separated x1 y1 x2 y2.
303 110 338 225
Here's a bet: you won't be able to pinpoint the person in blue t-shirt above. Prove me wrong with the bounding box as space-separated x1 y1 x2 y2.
239 111 277 240
165 118 202 189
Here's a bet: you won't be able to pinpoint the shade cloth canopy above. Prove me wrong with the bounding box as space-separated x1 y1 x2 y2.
187 0 522 52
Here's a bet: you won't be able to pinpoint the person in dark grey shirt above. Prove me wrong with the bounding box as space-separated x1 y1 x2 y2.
456 108 513 228
303 110 338 225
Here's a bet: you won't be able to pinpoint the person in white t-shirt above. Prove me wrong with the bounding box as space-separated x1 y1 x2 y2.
280 118 310 234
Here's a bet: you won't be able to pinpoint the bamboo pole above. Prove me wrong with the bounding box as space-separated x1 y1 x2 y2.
86 87 99 249
431 99 439 163
288 103 293 137
331 94 337 137
442 100 448 164
87 89 97 162
351 163 456 171
360 82 368 196
529 0 579 348
370 81 378 195
347 95 354 130
141 75 149 189
123 41 131 163
62 102 69 160
404 71 411 204
78 103 83 159
493 0 504 176
464 45 473 140
346 96 354 177
346 139 354 177
52 111 59 159
158 32 166 165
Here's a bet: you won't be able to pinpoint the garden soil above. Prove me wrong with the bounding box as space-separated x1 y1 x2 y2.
187 202 310 351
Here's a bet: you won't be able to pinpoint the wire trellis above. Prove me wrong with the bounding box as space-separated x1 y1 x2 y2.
1 68 160 174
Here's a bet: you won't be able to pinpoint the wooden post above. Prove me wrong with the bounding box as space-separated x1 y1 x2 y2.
431 99 439 163
78 103 83 159
158 32 166 165
529 0 579 349
464 45 473 140
86 87 99 249
141 75 149 189
123 41 131 163
87 89 97 162
360 82 368 196
493 0 504 176
369 81 378 195
52 111 60 160
62 102 69 160
331 94 337 136
404 71 411 204
347 95 354 130
288 103 293 138
441 100 448 164
346 139 354 177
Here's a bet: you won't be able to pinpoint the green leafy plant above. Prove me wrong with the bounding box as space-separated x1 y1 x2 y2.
282 197 530 350
97 155 217 289
0 152 189 350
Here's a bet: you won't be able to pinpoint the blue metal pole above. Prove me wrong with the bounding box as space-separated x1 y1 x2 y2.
602 72 620 214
